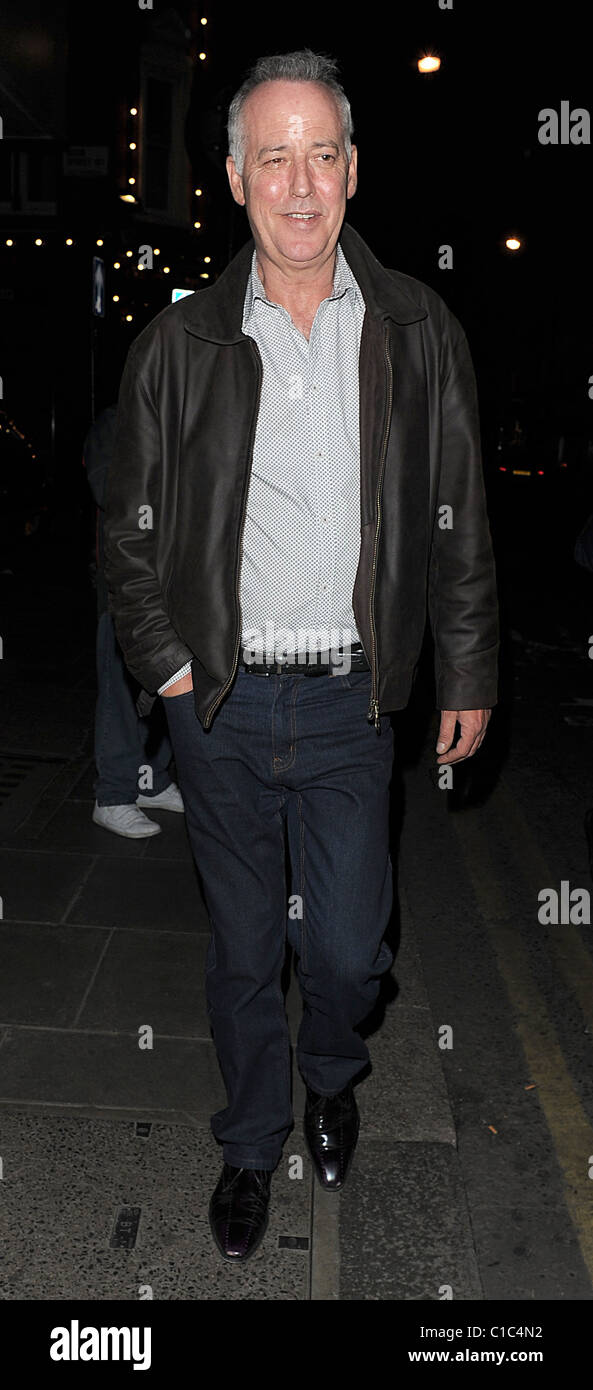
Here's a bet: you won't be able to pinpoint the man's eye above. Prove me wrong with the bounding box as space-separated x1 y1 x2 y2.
266 157 284 165
318 153 335 161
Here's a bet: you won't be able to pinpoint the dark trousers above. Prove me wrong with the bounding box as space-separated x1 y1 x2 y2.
94 610 174 806
163 666 395 1169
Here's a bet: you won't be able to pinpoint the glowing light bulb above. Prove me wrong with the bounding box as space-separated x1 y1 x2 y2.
418 55 440 73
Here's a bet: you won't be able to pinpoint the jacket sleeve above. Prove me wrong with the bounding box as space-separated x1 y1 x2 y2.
427 322 500 710
103 343 195 695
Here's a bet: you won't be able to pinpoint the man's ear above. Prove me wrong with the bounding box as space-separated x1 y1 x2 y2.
346 144 358 200
226 155 246 207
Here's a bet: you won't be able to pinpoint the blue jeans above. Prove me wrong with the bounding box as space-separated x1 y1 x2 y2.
94 611 174 806
163 666 395 1169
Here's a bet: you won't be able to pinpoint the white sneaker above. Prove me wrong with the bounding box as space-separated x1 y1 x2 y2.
136 781 184 813
92 802 162 838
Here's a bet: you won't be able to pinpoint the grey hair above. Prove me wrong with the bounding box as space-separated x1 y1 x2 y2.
227 48 354 176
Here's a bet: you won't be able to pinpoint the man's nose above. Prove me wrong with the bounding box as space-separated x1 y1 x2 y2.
289 156 315 198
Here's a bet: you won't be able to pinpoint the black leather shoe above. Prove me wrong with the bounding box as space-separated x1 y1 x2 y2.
209 1163 272 1261
303 1082 360 1190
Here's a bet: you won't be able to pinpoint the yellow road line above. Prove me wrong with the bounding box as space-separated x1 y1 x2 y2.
496 775 593 1035
449 806 593 1278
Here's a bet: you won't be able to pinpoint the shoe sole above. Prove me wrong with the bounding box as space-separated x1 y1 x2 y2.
92 818 161 839
136 799 184 813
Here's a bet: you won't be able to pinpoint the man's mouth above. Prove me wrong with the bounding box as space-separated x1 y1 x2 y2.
283 212 320 220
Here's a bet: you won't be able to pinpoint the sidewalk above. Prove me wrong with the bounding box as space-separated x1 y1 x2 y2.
0 595 479 1298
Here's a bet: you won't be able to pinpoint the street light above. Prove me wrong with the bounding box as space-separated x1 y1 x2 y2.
418 55 441 73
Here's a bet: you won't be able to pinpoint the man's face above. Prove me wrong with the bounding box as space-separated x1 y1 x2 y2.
226 80 357 275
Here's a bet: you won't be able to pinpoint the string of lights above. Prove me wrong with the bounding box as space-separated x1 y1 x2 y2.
1 13 213 331
0 15 530 442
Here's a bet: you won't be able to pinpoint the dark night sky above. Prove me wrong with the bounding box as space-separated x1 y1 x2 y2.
1 0 590 463
183 0 592 438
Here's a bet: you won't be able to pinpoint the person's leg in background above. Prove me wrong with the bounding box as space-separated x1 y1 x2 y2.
93 610 182 837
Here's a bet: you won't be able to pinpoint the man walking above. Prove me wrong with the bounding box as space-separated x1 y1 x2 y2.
104 49 499 1262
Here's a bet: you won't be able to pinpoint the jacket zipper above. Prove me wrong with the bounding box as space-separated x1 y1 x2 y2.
366 320 394 734
203 327 393 733
203 342 263 730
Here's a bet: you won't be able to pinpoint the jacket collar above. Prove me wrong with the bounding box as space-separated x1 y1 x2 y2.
183 219 428 344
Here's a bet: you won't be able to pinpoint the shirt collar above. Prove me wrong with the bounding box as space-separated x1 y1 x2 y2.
242 241 363 330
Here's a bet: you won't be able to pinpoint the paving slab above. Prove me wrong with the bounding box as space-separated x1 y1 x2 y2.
0 849 95 922
338 1139 483 1301
0 923 110 1027
0 1112 312 1300
33 800 153 858
0 1030 226 1120
359 1000 456 1144
359 895 457 1144
138 813 196 861
77 929 211 1036
65 857 209 931
470 1203 592 1301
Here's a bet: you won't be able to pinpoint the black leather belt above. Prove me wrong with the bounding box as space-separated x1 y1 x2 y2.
240 642 370 676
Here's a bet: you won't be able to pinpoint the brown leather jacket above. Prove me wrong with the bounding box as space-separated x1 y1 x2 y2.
103 221 499 730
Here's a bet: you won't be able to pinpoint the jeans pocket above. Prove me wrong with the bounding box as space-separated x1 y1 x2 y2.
162 690 194 709
341 669 372 691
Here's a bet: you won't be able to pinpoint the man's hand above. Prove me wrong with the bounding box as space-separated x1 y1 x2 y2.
161 672 193 697
436 708 492 765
